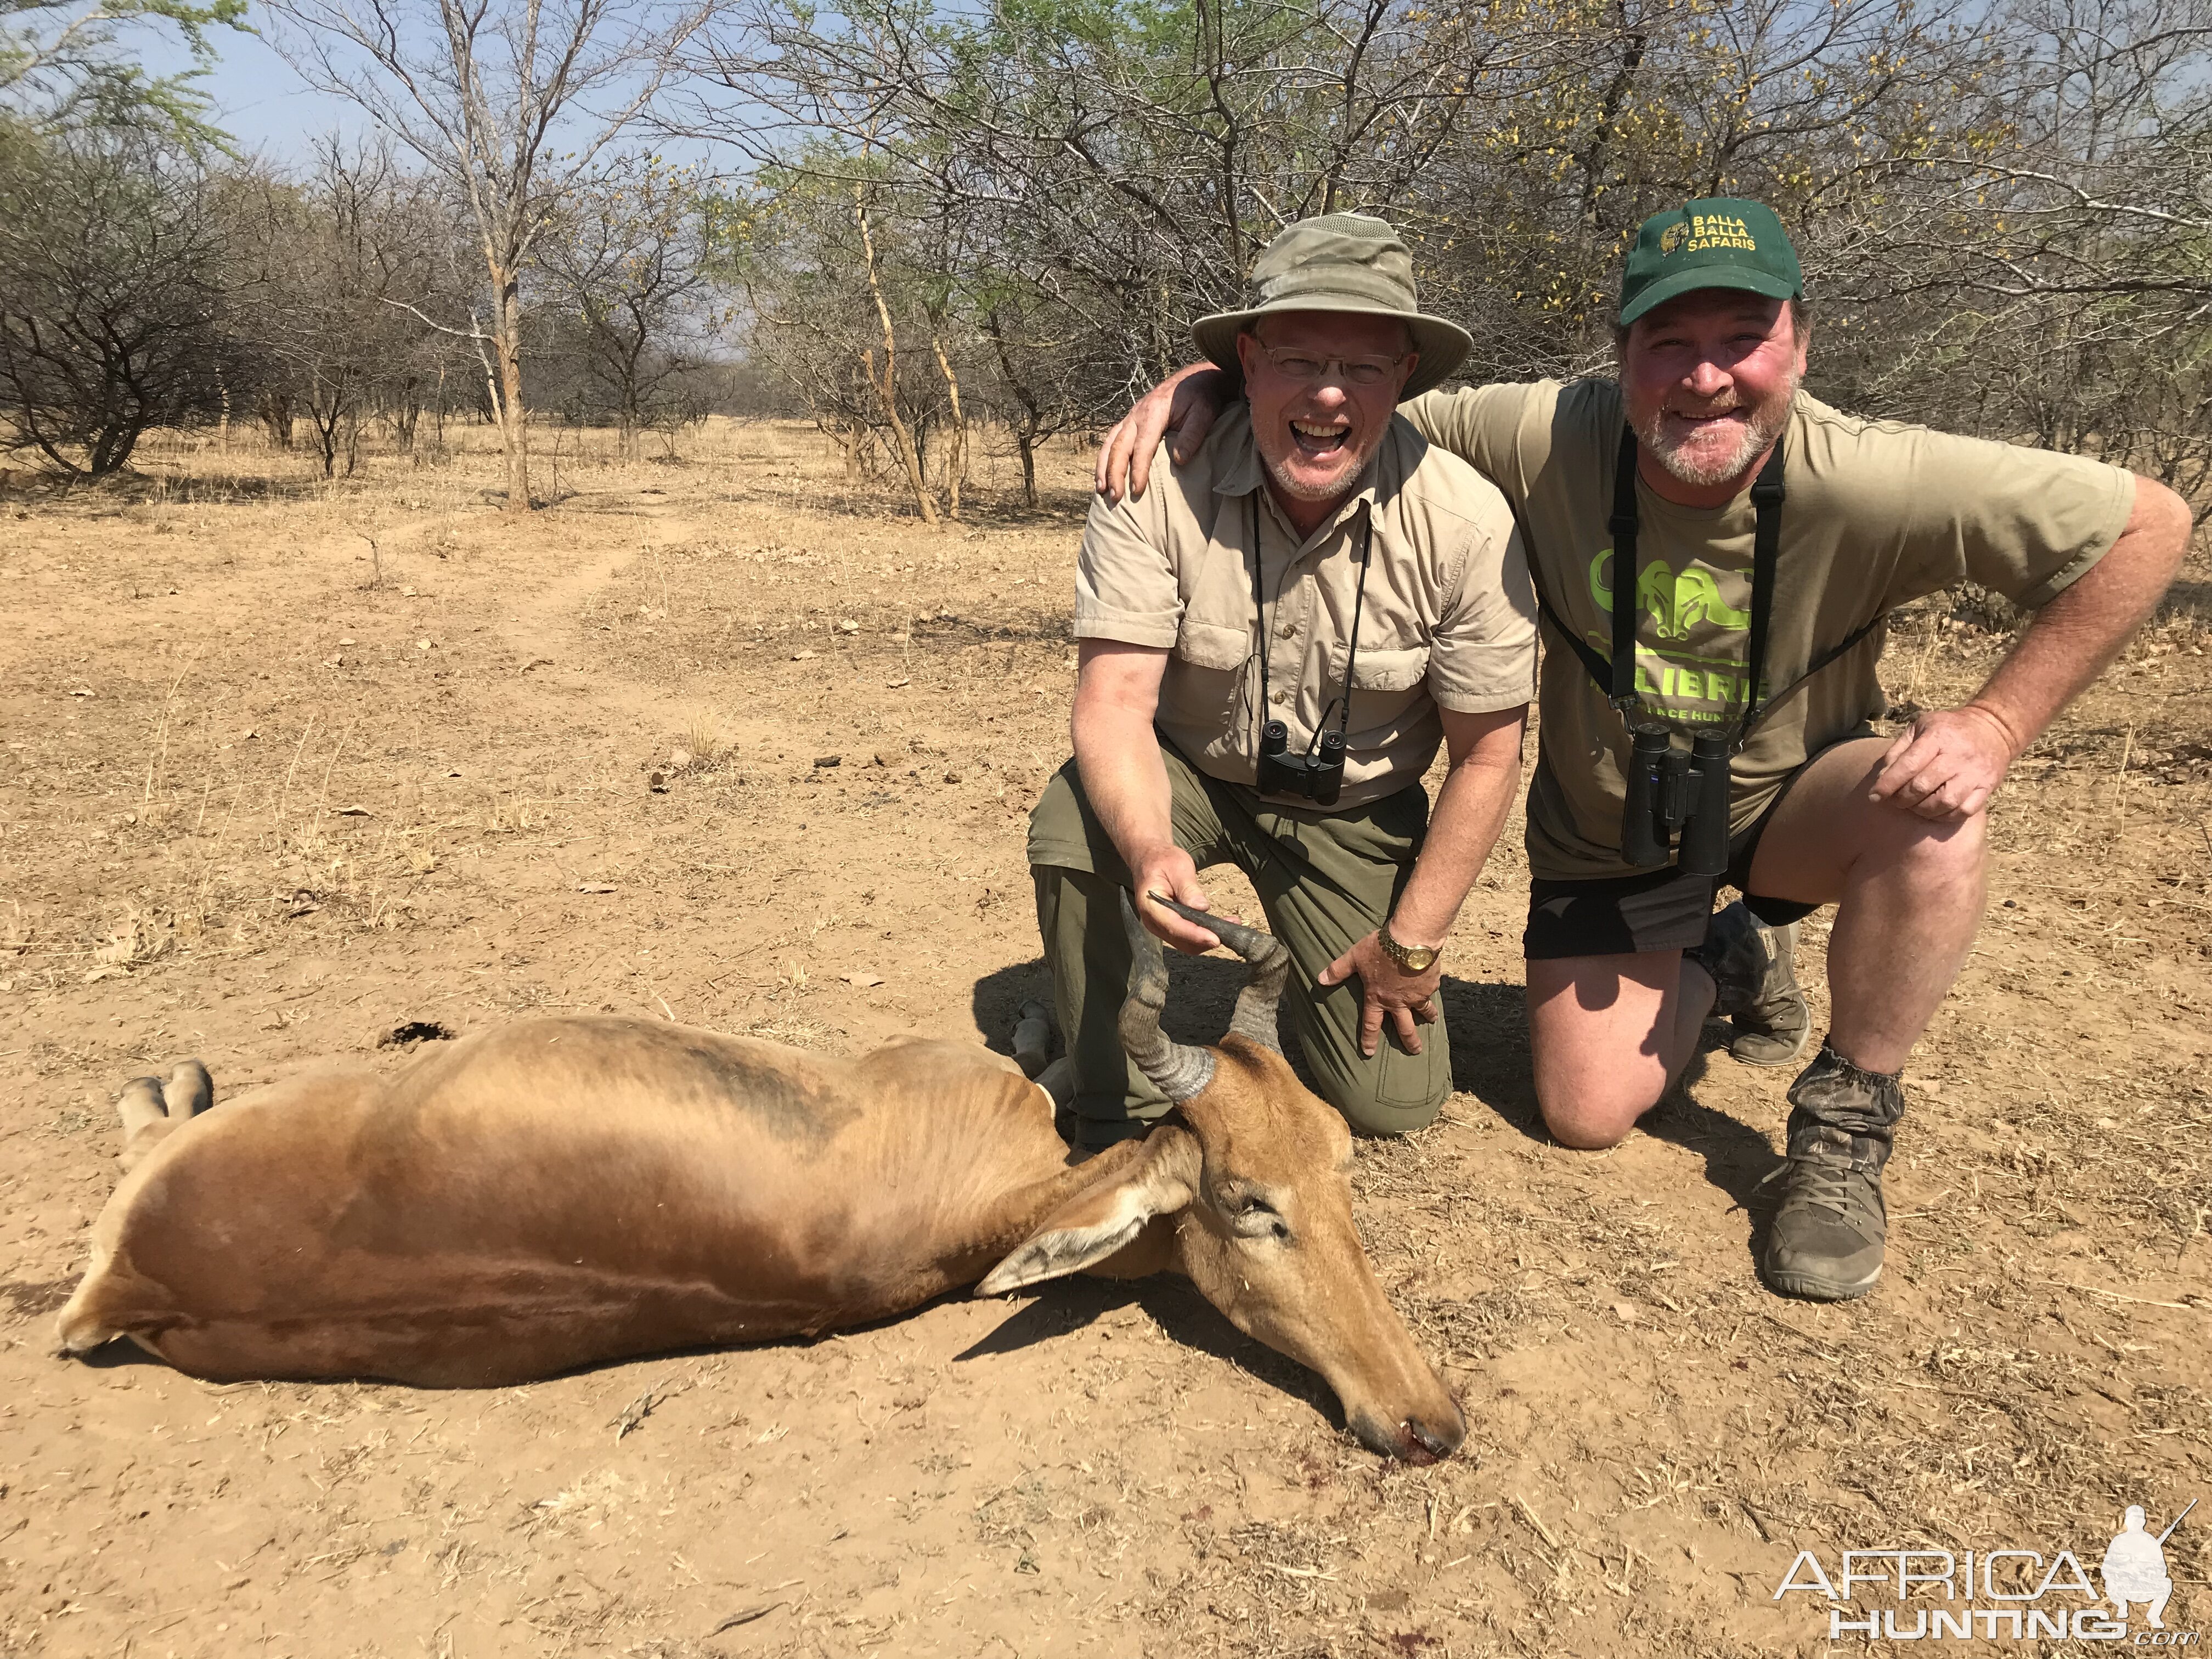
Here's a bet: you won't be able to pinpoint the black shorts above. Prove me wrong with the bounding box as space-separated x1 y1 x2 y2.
1523 766 1825 961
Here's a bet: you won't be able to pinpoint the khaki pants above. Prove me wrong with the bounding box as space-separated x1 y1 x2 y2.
1025 745 1451 1140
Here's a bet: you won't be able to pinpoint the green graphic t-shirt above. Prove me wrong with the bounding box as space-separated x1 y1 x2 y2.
1403 377 2137 880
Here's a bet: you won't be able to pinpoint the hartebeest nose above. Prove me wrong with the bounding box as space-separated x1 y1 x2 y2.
1349 1402 1466 1464
1398 1411 1464 1466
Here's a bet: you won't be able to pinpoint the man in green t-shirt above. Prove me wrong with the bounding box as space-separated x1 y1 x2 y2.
1094 198 2192 1302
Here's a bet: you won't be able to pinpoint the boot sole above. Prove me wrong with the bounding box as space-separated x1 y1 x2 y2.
1762 1262 1882 1301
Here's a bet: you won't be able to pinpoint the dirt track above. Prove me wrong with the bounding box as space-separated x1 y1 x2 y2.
2 422 2208 1657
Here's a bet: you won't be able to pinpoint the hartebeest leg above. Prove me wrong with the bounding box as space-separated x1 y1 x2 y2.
116 1059 215 1175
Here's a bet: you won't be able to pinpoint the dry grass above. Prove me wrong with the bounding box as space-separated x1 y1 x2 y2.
0 417 2205 1658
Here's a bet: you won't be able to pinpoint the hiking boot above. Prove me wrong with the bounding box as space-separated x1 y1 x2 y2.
1692 901 1811 1067
1757 1042 1905 1301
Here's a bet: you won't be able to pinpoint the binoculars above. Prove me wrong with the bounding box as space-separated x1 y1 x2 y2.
1257 719 1346 807
1620 725 1732 874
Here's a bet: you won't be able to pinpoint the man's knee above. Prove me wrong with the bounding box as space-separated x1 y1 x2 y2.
1525 956 1680 1151
1843 792 1987 886
1533 1075 1649 1150
1308 1045 1449 1137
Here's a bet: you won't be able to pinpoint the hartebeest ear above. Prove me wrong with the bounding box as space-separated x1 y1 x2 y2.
976 1126 1201 1296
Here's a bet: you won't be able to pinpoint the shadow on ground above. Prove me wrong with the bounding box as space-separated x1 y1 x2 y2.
970 952 1250 1057
955 1273 1339 1429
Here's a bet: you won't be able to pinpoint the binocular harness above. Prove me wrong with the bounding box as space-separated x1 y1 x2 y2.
1250 493 1373 808
1607 426 1787 874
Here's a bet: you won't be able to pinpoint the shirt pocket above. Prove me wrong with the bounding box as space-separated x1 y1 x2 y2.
1332 641 1432 692
1173 618 1251 672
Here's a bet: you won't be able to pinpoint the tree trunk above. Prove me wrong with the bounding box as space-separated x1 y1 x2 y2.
486 267 532 515
983 309 1046 510
930 329 966 521
261 389 294 451
853 187 936 525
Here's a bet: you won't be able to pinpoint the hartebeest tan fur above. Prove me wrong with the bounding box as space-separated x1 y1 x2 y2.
58 895 1465 1463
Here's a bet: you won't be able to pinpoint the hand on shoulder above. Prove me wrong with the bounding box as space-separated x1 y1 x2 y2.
1096 366 1235 504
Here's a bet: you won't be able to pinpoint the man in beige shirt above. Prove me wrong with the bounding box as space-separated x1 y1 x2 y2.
1096 198 2192 1302
1028 213 1536 1144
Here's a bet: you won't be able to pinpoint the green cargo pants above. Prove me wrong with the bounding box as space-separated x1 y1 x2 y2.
1025 744 1452 1142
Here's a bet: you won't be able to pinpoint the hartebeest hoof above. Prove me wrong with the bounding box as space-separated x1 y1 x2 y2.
114 1058 214 1175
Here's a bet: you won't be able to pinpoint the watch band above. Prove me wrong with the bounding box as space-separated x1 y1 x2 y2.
1379 922 1440 972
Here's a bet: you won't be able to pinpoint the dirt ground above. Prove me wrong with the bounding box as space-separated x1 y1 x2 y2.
2 418 2208 1659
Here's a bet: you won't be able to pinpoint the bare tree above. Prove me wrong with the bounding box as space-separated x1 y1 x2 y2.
224 139 465 477
259 0 712 512
0 125 234 475
709 0 2206 512
1818 0 2212 492
534 151 719 461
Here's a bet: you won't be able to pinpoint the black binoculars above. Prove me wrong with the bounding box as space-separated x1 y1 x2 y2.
1257 719 1345 807
1620 725 1732 874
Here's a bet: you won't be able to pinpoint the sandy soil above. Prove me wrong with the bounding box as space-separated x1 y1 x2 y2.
1 420 2208 1658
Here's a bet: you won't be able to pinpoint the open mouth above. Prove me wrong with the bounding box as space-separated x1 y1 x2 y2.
1289 418 1350 460
1664 407 1747 435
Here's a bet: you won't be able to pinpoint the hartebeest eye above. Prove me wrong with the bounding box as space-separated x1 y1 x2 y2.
1226 1193 1292 1242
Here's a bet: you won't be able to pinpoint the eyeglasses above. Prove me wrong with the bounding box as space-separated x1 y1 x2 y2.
1251 343 1410 387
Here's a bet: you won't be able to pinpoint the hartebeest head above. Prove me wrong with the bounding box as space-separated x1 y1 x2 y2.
979 893 1467 1464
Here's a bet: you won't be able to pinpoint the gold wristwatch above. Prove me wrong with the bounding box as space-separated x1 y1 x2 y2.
1378 923 1440 974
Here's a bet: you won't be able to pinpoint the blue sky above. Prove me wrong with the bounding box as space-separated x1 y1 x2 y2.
144 18 368 156
144 10 734 167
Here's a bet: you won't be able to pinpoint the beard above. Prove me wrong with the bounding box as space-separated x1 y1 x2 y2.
1635 374 1799 488
1261 432 1376 504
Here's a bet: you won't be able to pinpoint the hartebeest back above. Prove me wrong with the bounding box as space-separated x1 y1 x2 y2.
58 894 1465 1463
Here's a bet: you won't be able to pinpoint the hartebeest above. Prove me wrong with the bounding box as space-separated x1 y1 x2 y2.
58 895 1465 1463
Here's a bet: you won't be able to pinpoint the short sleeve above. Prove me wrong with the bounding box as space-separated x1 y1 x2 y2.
1400 382 1559 510
1426 518 1539 713
1074 442 1181 646
1877 428 2137 611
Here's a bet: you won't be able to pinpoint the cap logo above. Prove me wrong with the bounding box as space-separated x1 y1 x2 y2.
1660 221 1688 256
1681 211 1757 253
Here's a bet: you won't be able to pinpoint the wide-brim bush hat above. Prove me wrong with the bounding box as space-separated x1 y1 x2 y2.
1192 213 1472 400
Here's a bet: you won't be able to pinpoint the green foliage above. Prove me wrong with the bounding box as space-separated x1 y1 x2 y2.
1 0 249 143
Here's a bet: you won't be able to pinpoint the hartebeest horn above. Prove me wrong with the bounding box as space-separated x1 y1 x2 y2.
1144 890 1288 1054
1118 889 1215 1101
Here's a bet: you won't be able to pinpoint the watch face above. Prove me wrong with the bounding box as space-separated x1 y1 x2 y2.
1404 946 1438 971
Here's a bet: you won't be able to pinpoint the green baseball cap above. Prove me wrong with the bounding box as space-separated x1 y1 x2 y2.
1618 198 1802 326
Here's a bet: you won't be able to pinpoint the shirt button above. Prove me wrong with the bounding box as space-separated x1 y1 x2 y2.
1278 623 1296 639
1269 690 1289 705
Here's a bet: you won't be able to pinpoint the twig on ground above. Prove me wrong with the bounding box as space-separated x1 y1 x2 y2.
705 1602 786 1635
2037 1278 2192 1311
1512 1493 1560 1550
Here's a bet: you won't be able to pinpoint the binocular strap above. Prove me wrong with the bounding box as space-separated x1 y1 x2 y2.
1527 425 1887 753
1249 491 1373 762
